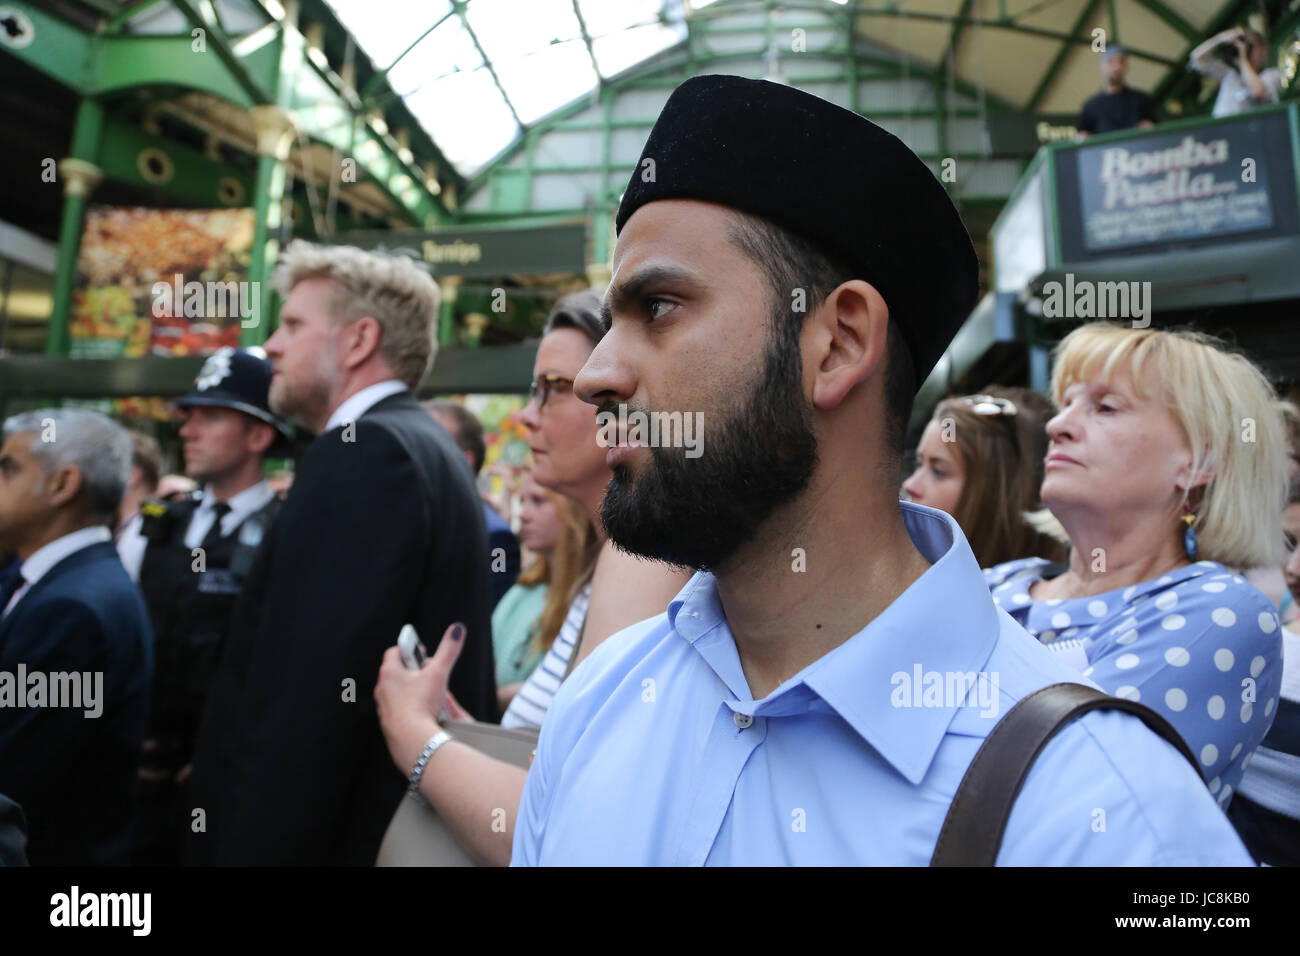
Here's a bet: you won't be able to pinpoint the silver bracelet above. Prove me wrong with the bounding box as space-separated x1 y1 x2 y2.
407 730 452 804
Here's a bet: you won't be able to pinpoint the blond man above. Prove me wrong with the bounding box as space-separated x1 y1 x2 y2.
187 242 497 865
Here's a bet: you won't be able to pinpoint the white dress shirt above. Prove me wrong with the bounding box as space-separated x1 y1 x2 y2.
323 380 407 433
184 480 277 549
3 525 113 618
116 512 147 584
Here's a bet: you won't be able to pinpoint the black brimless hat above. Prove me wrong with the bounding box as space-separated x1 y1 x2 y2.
615 74 979 390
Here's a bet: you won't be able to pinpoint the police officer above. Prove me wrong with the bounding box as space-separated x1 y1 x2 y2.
131 347 292 865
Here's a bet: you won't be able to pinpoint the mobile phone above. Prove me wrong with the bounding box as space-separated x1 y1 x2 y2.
397 625 426 670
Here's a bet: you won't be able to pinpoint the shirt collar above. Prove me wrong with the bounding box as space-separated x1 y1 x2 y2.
323 380 407 433
199 479 275 519
668 502 1001 785
21 525 112 587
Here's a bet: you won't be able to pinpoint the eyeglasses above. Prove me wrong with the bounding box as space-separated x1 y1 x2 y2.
961 395 1018 417
529 374 575 409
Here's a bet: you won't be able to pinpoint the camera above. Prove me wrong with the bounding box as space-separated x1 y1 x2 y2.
1215 39 1241 64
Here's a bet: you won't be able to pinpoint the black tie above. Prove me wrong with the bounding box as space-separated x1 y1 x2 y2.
0 563 24 611
201 502 232 550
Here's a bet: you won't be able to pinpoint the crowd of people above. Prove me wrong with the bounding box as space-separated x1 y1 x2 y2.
1076 25 1285 138
0 71 1297 867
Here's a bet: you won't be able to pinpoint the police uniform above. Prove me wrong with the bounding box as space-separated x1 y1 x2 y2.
132 348 291 865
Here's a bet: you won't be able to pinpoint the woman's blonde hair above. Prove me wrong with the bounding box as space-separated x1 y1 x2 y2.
527 494 600 657
1034 322 1288 567
272 240 437 389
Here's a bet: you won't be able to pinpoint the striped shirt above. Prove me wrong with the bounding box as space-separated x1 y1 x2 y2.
500 585 590 730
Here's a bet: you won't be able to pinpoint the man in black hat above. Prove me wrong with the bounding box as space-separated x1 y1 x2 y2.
498 74 1252 864
130 346 291 865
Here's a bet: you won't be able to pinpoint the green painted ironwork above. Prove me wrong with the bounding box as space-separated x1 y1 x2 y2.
47 98 105 358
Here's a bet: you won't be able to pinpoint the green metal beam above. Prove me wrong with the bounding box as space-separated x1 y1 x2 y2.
73 0 120 16
466 33 1022 205
941 0 976 66
571 0 602 92
358 9 457 100
171 0 274 105
1026 0 1103 112
452 0 525 131
106 0 173 32
98 116 256 207
47 98 105 358
1129 0 1198 40
699 0 1173 65
5 2 95 89
93 35 266 107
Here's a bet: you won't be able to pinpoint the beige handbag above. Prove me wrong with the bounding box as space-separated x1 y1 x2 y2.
374 720 539 866
375 607 587 867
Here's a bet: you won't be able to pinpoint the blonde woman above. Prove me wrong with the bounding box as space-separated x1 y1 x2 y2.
987 323 1288 807
493 477 599 712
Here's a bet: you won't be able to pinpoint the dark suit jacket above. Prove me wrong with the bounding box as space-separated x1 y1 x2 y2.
0 541 153 866
188 389 498 865
0 793 27 865
483 502 521 609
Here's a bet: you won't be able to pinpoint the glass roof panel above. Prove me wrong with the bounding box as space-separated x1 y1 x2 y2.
403 67 520 173
323 0 453 68
321 0 695 177
592 21 684 77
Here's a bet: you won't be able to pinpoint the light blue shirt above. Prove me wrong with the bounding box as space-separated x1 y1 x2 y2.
512 502 1252 865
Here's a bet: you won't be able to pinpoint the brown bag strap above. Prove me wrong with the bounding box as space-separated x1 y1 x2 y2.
929 682 1201 867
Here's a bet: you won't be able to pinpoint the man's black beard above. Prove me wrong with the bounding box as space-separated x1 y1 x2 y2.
599 322 818 572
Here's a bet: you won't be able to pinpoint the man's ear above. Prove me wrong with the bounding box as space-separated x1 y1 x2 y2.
45 465 84 510
247 421 276 456
807 279 889 413
341 316 383 371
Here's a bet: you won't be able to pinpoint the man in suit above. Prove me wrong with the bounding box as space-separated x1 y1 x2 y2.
424 399 521 608
0 409 152 865
188 241 497 865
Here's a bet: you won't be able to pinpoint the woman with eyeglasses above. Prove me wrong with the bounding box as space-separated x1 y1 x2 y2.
986 323 1287 808
372 290 689 864
903 386 1065 569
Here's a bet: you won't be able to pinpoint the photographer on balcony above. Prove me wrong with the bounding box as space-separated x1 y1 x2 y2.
1190 27 1283 117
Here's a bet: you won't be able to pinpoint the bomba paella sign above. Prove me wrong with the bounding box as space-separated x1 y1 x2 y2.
1067 115 1280 254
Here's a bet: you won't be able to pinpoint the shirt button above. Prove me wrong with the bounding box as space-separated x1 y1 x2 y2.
733 712 753 729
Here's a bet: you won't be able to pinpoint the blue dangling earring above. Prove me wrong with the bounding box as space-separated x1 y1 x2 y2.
1182 509 1199 560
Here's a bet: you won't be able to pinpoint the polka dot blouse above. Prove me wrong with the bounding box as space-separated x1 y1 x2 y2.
986 557 1284 807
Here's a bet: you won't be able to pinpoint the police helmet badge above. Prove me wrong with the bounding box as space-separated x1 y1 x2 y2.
196 348 235 391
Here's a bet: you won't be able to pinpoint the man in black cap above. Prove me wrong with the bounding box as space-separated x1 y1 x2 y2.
130 346 291 865
499 75 1252 864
